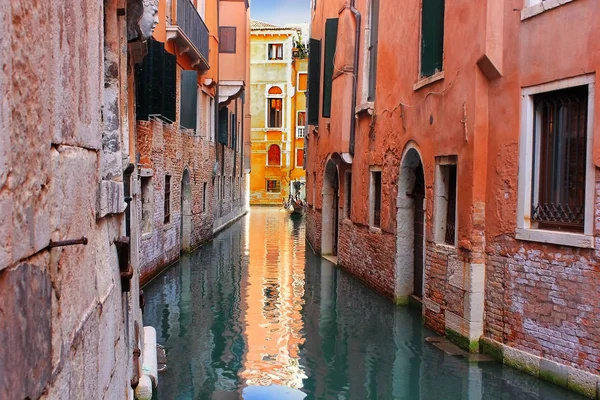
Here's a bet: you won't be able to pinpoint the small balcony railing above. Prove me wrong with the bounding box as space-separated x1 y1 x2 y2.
296 126 306 139
166 0 210 71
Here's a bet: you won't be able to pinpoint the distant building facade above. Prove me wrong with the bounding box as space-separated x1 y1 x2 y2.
306 0 600 397
136 0 251 283
250 21 307 205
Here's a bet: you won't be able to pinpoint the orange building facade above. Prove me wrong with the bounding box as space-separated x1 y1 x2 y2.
250 22 308 205
305 0 600 396
136 0 250 283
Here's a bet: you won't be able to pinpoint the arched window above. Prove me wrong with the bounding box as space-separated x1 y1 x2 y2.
267 86 283 128
268 145 281 166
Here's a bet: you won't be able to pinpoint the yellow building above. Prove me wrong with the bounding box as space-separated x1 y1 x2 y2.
250 21 307 205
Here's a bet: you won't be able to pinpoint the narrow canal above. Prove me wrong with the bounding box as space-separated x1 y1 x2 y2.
143 208 585 400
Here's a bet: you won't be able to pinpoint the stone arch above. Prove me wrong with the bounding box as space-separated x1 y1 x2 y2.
395 142 426 303
321 158 340 256
180 168 192 252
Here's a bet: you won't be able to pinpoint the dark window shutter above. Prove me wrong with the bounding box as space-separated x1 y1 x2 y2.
219 27 237 53
162 50 177 122
421 0 445 77
322 18 338 118
135 39 177 123
218 108 229 145
307 39 321 126
368 0 380 101
231 113 236 149
180 70 198 130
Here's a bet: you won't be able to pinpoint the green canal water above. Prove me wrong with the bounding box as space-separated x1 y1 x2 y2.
143 208 585 400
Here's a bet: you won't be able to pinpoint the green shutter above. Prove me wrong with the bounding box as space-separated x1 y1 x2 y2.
421 0 445 77
307 39 321 126
218 108 228 145
231 113 236 149
180 70 198 130
322 18 338 118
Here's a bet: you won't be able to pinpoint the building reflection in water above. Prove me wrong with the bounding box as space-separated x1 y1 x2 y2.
143 209 586 400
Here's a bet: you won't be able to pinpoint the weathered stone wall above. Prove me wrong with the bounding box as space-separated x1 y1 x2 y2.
485 170 600 379
338 220 397 299
0 1 141 399
137 119 217 283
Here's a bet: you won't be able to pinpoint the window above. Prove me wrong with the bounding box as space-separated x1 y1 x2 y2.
135 39 177 122
312 172 316 208
206 95 215 142
517 75 595 248
532 86 588 232
219 27 236 53
297 111 306 138
202 182 207 212
268 44 284 60
218 108 229 145
266 179 281 193
370 170 382 228
231 113 236 149
267 145 281 166
420 0 445 78
164 175 171 224
367 0 380 101
307 39 322 125
323 18 339 118
434 157 457 245
345 172 352 219
296 149 304 168
180 70 198 130
141 176 153 234
298 73 308 91
267 86 283 128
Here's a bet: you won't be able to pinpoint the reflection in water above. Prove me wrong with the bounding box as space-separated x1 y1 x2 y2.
143 208 585 400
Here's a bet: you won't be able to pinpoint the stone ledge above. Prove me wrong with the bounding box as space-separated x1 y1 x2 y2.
521 0 577 20
480 337 600 399
97 180 125 219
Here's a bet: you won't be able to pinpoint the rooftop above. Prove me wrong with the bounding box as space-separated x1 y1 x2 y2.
251 20 300 33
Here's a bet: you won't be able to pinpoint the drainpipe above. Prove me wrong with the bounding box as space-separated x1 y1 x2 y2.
349 0 361 156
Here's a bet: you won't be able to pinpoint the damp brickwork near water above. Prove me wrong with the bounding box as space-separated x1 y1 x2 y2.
143 208 589 400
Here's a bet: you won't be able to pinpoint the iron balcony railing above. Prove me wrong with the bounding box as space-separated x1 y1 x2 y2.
296 126 306 138
167 0 210 70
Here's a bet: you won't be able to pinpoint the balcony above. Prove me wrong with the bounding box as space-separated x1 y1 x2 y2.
296 126 306 139
166 0 210 71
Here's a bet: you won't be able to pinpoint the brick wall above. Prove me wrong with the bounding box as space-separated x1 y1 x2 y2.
484 169 600 375
306 207 322 253
338 220 397 299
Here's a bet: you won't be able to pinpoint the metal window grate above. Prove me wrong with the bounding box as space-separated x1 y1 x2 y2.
444 165 457 245
531 85 587 231
164 175 171 224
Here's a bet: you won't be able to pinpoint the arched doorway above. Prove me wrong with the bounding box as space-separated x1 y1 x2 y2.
322 160 339 256
395 146 426 303
181 168 192 252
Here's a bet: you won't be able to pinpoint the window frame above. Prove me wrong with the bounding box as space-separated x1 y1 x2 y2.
219 26 237 54
164 174 171 224
418 0 446 80
369 168 383 229
265 85 284 129
266 179 282 193
267 43 284 61
267 144 282 167
516 74 595 248
434 156 458 247
296 148 304 168
297 72 308 92
345 171 352 220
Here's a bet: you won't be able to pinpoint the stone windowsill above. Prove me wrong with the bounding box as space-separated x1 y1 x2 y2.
355 102 375 115
521 0 577 20
141 232 153 241
413 71 445 91
163 223 174 232
369 226 382 234
515 228 595 249
434 242 457 252
342 218 353 226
